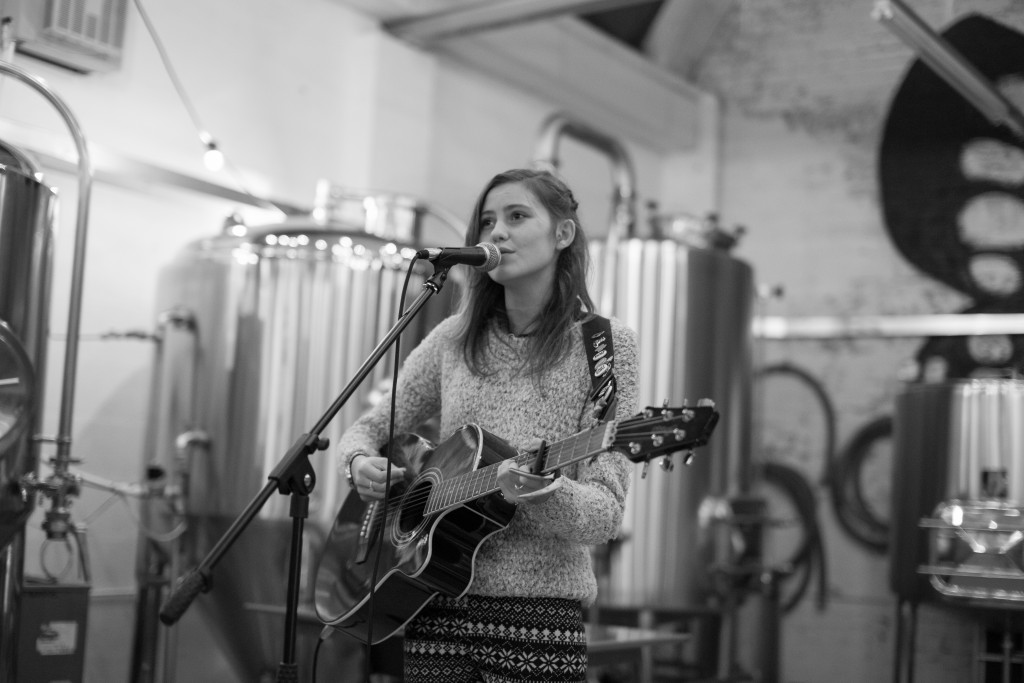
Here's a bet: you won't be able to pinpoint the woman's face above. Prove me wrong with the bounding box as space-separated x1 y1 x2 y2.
479 181 572 293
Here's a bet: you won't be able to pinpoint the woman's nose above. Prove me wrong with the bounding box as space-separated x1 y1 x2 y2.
489 221 509 241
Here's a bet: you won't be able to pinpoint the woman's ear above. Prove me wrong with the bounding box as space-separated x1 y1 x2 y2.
555 219 576 250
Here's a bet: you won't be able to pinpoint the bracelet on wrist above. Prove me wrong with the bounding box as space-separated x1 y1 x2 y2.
345 453 365 489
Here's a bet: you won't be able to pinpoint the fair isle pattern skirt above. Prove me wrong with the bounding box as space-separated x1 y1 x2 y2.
403 594 588 683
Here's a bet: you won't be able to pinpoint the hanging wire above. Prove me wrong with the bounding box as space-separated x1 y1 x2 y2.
80 488 188 544
130 0 274 209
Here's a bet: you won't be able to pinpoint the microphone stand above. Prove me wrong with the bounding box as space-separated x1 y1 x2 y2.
158 264 451 682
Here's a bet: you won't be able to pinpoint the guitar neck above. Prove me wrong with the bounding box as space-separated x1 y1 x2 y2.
424 422 614 515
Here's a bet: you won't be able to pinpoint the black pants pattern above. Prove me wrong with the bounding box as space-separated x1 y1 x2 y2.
403 594 587 683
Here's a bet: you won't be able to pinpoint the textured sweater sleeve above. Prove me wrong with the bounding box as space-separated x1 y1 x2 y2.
516 319 640 545
336 317 456 469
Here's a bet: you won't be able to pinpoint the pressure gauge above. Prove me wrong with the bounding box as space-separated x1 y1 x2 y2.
0 320 34 457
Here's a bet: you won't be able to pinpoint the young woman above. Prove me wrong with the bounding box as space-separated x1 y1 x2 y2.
340 168 640 682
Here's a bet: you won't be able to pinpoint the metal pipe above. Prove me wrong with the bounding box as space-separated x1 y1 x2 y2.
872 0 1024 138
385 0 658 47
533 112 638 238
533 112 637 314
536 113 630 228
754 313 1024 339
0 60 91 503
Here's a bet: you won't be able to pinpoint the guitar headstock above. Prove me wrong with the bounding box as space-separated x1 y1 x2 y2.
611 399 719 466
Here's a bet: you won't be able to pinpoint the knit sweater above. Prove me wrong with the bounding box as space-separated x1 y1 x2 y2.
338 313 640 605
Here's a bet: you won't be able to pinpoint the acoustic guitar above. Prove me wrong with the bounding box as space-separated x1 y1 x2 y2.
314 401 719 645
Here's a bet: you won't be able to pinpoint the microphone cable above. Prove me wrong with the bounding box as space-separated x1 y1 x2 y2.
361 256 421 681
312 256 421 683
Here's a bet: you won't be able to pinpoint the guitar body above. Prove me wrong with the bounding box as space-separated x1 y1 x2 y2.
314 402 720 646
315 426 519 645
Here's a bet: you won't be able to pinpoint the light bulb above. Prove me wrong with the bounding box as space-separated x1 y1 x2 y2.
204 142 224 171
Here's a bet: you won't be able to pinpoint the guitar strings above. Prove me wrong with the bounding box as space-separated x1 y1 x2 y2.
368 413 706 522
388 427 607 513
393 416 695 514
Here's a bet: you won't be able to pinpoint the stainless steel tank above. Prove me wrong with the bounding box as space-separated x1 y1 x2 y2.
532 113 754 611
142 190 463 682
0 147 57 681
592 214 755 609
891 379 1024 605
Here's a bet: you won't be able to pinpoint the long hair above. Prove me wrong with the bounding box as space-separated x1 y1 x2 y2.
456 168 595 378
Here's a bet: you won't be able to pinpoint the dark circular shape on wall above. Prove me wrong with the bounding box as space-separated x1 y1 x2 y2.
879 13 1024 378
879 14 1024 303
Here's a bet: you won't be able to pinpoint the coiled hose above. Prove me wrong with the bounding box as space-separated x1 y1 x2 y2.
756 362 890 554
830 415 891 553
754 460 827 613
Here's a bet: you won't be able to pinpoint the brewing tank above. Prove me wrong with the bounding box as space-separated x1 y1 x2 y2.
143 192 463 681
891 379 1024 605
0 148 57 681
592 214 755 608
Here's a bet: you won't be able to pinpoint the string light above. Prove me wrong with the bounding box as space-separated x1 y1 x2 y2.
132 0 257 193
199 130 224 171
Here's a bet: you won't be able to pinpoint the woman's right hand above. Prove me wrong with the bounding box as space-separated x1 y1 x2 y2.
349 454 407 501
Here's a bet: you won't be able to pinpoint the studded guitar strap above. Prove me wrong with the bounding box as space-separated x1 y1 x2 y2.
581 314 617 422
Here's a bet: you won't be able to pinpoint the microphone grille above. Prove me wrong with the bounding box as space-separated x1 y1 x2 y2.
475 242 501 272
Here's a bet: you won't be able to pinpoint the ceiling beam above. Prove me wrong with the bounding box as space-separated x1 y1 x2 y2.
385 0 660 46
644 0 734 79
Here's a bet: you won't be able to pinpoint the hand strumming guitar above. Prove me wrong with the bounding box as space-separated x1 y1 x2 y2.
348 453 407 501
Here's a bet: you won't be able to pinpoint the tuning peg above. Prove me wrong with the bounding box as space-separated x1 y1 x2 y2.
683 450 695 466
641 461 650 479
659 457 674 473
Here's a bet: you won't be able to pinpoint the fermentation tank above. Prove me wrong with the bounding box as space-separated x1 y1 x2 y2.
891 379 1024 605
592 214 754 609
0 143 56 681
533 112 755 613
139 188 464 682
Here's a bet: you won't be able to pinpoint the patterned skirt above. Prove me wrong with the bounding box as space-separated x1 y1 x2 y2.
403 594 588 683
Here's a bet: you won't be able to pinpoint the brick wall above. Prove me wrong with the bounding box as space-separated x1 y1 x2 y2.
694 1 1024 680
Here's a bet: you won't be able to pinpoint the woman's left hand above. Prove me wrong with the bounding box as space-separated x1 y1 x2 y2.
497 458 560 504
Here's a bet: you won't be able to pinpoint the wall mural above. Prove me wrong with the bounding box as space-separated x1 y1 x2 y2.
762 14 1024 571
879 13 1024 379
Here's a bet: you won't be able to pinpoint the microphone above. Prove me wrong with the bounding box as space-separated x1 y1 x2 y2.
415 242 501 272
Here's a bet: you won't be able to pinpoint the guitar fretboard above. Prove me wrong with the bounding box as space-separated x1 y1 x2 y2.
424 422 614 515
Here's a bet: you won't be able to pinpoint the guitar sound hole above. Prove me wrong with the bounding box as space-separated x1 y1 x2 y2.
397 480 430 534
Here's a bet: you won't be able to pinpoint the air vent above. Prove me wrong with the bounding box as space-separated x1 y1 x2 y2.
6 0 128 73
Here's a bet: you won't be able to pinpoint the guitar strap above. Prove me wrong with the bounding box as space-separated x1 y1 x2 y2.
581 314 617 422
